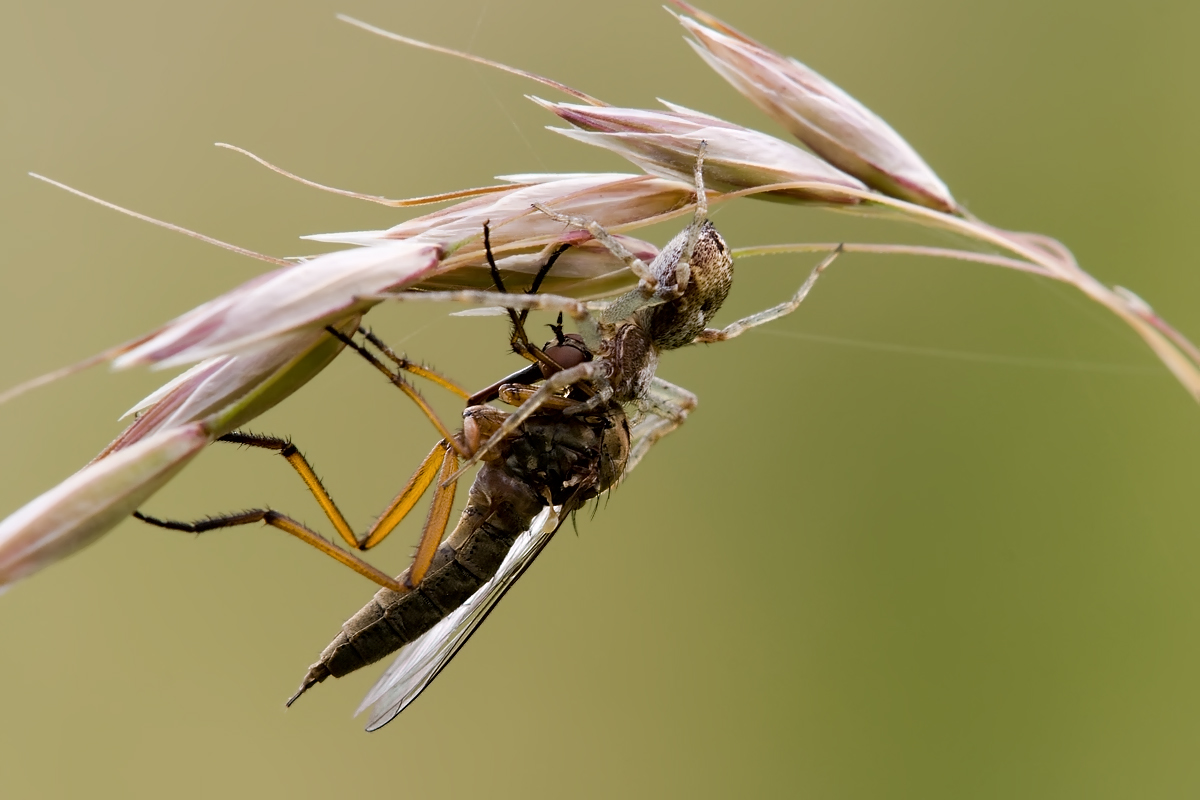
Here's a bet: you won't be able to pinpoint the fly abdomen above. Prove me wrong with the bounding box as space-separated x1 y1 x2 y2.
287 465 543 704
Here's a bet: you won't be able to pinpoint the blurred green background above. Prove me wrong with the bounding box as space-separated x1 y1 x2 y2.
3 0 1200 797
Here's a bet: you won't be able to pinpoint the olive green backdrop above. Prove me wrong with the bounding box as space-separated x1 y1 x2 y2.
3 1 1199 797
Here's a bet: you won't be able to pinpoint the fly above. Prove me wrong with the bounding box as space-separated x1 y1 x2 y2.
133 144 838 727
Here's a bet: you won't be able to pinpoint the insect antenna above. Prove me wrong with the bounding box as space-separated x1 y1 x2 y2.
547 312 568 346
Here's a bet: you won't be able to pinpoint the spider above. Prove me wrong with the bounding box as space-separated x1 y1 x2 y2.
384 141 840 478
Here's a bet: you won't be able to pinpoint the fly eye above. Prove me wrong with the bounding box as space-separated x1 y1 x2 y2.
463 414 481 453
540 337 591 378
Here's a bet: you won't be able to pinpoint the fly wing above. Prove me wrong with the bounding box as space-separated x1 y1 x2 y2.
357 505 559 730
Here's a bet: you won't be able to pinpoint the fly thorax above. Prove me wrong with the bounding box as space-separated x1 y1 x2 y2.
502 409 627 507
648 221 733 350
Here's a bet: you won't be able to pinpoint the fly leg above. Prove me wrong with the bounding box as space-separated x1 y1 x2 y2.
133 320 474 590
324 326 469 458
694 245 842 343
482 220 572 376
323 325 469 583
132 509 406 592
133 435 462 592
356 326 469 401
133 319 479 591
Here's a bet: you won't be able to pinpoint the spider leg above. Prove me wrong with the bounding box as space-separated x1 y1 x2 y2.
694 245 841 343
626 377 698 472
672 139 710 296
531 202 660 292
534 141 712 326
494 384 583 413
377 289 605 353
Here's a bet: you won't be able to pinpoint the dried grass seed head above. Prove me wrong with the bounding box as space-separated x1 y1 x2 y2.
537 99 866 204
673 3 958 213
0 423 210 591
